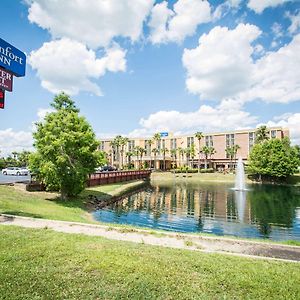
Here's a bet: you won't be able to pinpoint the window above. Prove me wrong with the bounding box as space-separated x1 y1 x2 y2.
187 137 194 147
99 141 105 151
205 135 213 147
128 140 135 151
249 132 255 150
171 138 177 150
144 140 151 156
271 130 277 139
226 134 235 147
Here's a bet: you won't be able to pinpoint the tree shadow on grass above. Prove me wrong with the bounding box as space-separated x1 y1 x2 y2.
1 211 44 219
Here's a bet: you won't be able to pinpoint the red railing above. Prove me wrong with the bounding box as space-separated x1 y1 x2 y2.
87 170 151 187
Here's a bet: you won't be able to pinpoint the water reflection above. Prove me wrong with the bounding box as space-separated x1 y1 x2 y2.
93 182 300 241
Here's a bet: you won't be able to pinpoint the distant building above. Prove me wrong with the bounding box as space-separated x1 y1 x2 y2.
99 127 289 170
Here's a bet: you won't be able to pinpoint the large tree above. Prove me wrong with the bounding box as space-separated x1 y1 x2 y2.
29 93 101 199
195 132 203 172
247 137 299 181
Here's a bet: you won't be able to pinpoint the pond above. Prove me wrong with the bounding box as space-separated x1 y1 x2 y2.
93 182 300 241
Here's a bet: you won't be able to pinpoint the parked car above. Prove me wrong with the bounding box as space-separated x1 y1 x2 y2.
1 167 30 176
101 165 117 172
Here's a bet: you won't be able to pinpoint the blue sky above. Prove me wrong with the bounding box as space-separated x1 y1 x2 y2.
0 0 300 155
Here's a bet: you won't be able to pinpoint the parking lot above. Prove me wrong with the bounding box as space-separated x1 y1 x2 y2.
0 173 31 184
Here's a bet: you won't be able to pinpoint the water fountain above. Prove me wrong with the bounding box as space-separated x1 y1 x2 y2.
234 157 246 191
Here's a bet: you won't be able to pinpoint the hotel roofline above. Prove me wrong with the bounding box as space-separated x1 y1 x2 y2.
98 126 289 141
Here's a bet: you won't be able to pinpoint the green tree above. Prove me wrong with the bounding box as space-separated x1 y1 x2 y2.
152 148 159 170
201 146 210 169
161 147 169 170
255 125 269 144
119 137 129 169
29 93 100 199
247 137 299 181
195 132 203 172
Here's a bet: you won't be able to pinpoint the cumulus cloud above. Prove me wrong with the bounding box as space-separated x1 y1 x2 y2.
128 99 258 137
29 38 126 95
240 34 300 103
0 129 34 157
27 0 154 49
212 0 242 21
183 24 300 104
247 0 291 14
286 11 300 34
266 113 300 145
149 0 211 44
182 24 261 100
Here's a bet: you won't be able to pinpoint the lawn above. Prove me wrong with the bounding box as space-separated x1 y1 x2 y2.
0 181 144 224
0 225 299 300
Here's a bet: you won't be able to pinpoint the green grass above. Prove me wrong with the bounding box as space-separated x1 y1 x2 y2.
0 181 143 224
0 226 299 300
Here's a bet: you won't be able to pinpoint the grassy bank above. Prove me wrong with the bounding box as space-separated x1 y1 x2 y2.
151 171 300 185
0 180 144 224
0 226 299 300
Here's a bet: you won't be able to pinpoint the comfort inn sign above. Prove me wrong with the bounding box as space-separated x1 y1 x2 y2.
0 38 26 77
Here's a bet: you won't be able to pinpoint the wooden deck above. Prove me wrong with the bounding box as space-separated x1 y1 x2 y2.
87 170 151 187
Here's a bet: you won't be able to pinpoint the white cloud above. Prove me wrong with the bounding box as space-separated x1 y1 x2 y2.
286 11 300 34
271 22 284 38
0 129 34 157
212 0 242 21
240 34 300 103
247 0 291 14
129 99 258 137
27 0 154 49
149 0 211 44
266 112 300 145
182 24 261 100
37 108 55 121
183 23 300 104
29 38 126 95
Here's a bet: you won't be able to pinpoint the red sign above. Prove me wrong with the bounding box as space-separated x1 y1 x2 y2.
0 89 4 109
0 66 13 92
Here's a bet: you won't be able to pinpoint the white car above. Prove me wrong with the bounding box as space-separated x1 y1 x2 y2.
1 167 30 176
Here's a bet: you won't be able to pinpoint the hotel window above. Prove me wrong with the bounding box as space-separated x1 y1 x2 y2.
187 137 194 147
171 138 177 150
205 136 213 147
99 141 105 151
144 140 151 156
128 140 135 152
271 130 277 139
226 134 235 148
249 132 255 151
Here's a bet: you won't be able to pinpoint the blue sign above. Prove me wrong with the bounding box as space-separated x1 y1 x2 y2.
0 38 26 77
160 132 168 137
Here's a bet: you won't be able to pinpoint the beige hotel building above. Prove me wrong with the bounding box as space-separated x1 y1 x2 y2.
99 127 289 170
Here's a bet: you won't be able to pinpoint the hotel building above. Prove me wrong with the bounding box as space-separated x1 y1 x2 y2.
99 127 289 170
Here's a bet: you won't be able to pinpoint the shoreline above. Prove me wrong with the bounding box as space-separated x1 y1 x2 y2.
1 214 299 262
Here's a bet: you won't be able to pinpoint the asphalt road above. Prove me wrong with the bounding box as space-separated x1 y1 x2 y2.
0 173 31 184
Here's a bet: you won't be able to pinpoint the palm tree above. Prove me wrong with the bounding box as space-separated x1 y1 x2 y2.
201 146 210 169
170 149 177 169
161 147 169 170
233 144 241 168
139 147 146 169
255 125 269 144
152 148 159 170
125 151 133 169
109 140 118 167
178 147 185 168
195 131 204 172
190 143 196 169
147 139 154 168
133 146 141 169
225 146 235 171
208 147 216 169
185 147 191 168
119 137 129 169
153 133 161 151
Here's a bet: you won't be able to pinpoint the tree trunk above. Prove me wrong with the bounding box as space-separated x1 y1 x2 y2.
198 141 200 173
